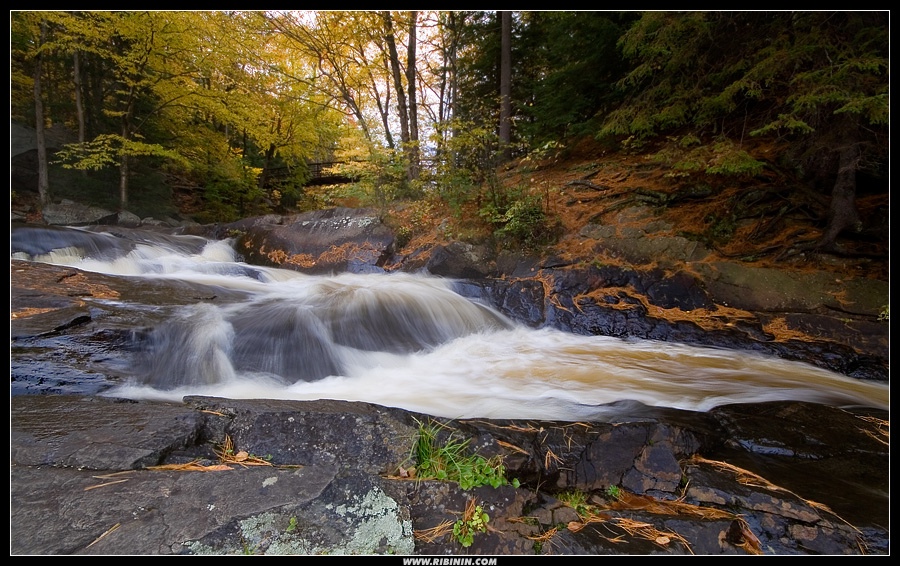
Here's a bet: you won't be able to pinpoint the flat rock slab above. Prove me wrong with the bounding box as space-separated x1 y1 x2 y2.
10 395 889 556
11 462 339 555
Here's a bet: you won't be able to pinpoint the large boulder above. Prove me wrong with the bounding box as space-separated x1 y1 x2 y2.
220 208 395 275
41 200 117 226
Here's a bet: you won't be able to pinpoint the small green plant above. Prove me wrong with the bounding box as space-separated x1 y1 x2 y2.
408 418 518 490
285 516 298 533
878 304 889 322
527 140 565 162
452 499 490 548
621 135 646 154
605 485 622 500
395 224 413 249
558 490 591 517
478 186 559 251
705 144 765 176
703 212 737 244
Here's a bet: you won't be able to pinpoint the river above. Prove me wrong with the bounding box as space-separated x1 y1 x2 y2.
11 224 889 421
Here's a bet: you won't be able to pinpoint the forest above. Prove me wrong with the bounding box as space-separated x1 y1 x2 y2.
10 11 889 260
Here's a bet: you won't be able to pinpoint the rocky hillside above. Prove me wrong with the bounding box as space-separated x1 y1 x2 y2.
392 136 889 280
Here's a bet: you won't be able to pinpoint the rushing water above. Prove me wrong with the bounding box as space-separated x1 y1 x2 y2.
11 225 889 421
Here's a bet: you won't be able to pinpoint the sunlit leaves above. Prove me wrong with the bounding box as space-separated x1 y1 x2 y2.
13 11 330 214
54 134 186 171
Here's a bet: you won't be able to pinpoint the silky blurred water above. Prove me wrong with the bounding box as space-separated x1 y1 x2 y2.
12 225 889 421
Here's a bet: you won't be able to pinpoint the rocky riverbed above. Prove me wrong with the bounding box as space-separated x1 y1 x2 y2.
10 209 889 555
10 393 890 555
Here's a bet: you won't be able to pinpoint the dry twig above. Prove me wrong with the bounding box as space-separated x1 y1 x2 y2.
413 520 454 543
86 523 121 548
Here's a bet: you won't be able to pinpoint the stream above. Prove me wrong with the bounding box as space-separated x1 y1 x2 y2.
10 224 889 421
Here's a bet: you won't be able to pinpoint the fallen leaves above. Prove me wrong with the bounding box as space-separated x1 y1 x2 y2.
88 435 280 481
146 460 234 472
856 414 889 446
143 435 276 473
611 517 693 554
212 435 275 468
496 440 529 455
604 491 738 521
552 508 694 554
84 478 130 490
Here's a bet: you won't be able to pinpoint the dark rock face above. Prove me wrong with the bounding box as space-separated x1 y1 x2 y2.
423 241 498 279
452 261 886 380
643 269 715 311
11 224 138 259
10 395 888 555
213 208 395 275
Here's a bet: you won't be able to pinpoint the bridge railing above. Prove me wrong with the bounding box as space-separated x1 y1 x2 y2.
263 162 352 187
264 157 439 188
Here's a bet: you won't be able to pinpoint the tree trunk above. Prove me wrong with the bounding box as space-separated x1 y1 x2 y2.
337 80 374 143
406 11 420 181
33 19 50 207
260 143 276 191
817 143 862 250
73 51 86 144
437 18 448 129
448 13 461 167
373 68 395 149
436 11 460 158
86 53 105 139
119 153 130 211
499 11 512 162
119 101 134 210
383 12 411 169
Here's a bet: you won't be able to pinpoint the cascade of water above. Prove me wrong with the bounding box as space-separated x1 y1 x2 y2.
10 224 889 420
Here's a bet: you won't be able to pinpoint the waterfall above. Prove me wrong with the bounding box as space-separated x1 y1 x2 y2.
11 224 889 421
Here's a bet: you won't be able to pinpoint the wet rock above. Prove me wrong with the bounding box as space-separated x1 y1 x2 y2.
458 278 546 327
224 208 394 274
642 269 714 311
184 397 419 475
11 395 886 555
692 261 887 316
580 218 711 267
424 241 497 278
704 401 890 530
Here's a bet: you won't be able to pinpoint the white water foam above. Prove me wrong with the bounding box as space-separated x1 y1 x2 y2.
14 226 889 421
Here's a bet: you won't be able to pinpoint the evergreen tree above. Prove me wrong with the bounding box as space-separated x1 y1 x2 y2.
601 11 888 254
